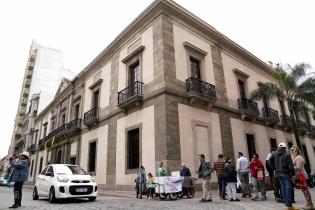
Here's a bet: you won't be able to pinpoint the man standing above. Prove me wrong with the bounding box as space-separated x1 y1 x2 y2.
214 154 226 200
198 154 214 202
250 153 267 201
266 148 281 201
156 161 167 177
269 143 297 210
236 152 250 198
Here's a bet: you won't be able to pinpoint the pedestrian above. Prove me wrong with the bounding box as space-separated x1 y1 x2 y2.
180 163 191 176
147 173 155 199
197 154 214 202
266 148 281 201
236 152 250 198
214 154 226 200
9 151 30 208
156 161 167 177
290 146 315 210
136 165 147 199
250 153 267 201
224 157 240 202
269 143 298 210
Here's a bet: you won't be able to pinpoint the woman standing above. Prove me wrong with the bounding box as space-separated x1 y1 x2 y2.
9 151 30 208
136 165 147 199
290 146 314 210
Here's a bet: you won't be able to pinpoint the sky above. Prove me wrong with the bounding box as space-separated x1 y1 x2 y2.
0 0 314 159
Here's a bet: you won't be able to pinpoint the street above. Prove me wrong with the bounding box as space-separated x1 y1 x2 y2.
0 186 314 210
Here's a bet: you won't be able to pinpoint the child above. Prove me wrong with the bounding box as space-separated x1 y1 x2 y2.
224 157 240 202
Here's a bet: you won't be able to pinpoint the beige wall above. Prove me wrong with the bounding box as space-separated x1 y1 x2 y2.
83 62 111 113
221 52 288 116
178 103 222 177
173 23 215 85
116 105 155 185
230 118 295 161
80 124 108 185
118 26 154 91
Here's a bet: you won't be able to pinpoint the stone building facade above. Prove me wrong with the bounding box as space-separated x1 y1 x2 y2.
25 0 315 188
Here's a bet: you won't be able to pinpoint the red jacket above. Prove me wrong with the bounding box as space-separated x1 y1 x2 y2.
250 160 264 178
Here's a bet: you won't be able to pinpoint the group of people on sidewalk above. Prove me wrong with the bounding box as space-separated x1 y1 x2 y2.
197 143 314 210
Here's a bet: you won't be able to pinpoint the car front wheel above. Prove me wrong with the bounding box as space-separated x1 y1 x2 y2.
49 187 56 203
33 187 39 200
88 197 96 202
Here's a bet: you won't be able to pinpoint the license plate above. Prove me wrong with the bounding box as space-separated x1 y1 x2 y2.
76 188 88 193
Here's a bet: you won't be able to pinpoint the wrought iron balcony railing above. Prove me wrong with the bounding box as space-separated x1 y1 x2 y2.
237 98 259 113
281 115 293 127
297 121 308 133
83 107 99 125
118 81 144 106
186 77 216 99
66 119 82 130
47 124 66 140
262 107 280 120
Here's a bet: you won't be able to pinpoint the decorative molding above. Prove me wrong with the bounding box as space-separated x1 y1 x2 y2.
121 46 145 64
183 41 207 57
233 68 249 79
89 79 103 90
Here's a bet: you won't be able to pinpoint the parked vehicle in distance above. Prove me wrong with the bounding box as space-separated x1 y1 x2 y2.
33 164 97 203
0 176 14 187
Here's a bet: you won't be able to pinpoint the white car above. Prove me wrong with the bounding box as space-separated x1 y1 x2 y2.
33 164 97 203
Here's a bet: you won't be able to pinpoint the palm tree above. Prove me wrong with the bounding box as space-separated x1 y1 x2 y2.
250 63 315 151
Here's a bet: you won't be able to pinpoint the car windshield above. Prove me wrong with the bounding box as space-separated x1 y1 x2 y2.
55 165 88 175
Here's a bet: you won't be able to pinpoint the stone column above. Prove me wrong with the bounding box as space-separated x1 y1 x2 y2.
211 44 235 159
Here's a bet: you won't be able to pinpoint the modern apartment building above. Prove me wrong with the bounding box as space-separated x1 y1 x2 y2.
8 41 74 156
25 0 315 189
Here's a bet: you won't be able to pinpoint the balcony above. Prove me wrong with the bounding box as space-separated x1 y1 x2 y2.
237 98 259 121
38 138 45 150
66 119 82 133
186 77 217 107
26 70 32 79
23 88 29 97
24 79 31 88
15 127 23 138
118 81 144 110
28 144 36 154
83 107 99 127
262 107 280 126
47 124 66 141
281 115 293 131
297 121 308 135
66 119 81 130
16 116 23 126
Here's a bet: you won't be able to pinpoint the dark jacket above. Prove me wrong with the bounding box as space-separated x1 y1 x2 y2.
198 161 213 179
10 159 29 182
269 147 295 177
180 168 191 176
224 162 237 183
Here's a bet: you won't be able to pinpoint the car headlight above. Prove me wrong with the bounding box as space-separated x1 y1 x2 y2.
57 176 69 183
90 177 96 183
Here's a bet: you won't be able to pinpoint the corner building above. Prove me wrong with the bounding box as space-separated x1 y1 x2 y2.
27 0 315 188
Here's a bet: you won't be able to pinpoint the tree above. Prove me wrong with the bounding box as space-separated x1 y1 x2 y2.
250 63 315 151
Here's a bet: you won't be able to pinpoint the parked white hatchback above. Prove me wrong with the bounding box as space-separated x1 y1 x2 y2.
33 164 97 203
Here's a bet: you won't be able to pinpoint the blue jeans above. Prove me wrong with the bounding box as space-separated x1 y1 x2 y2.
218 177 226 198
277 172 293 207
